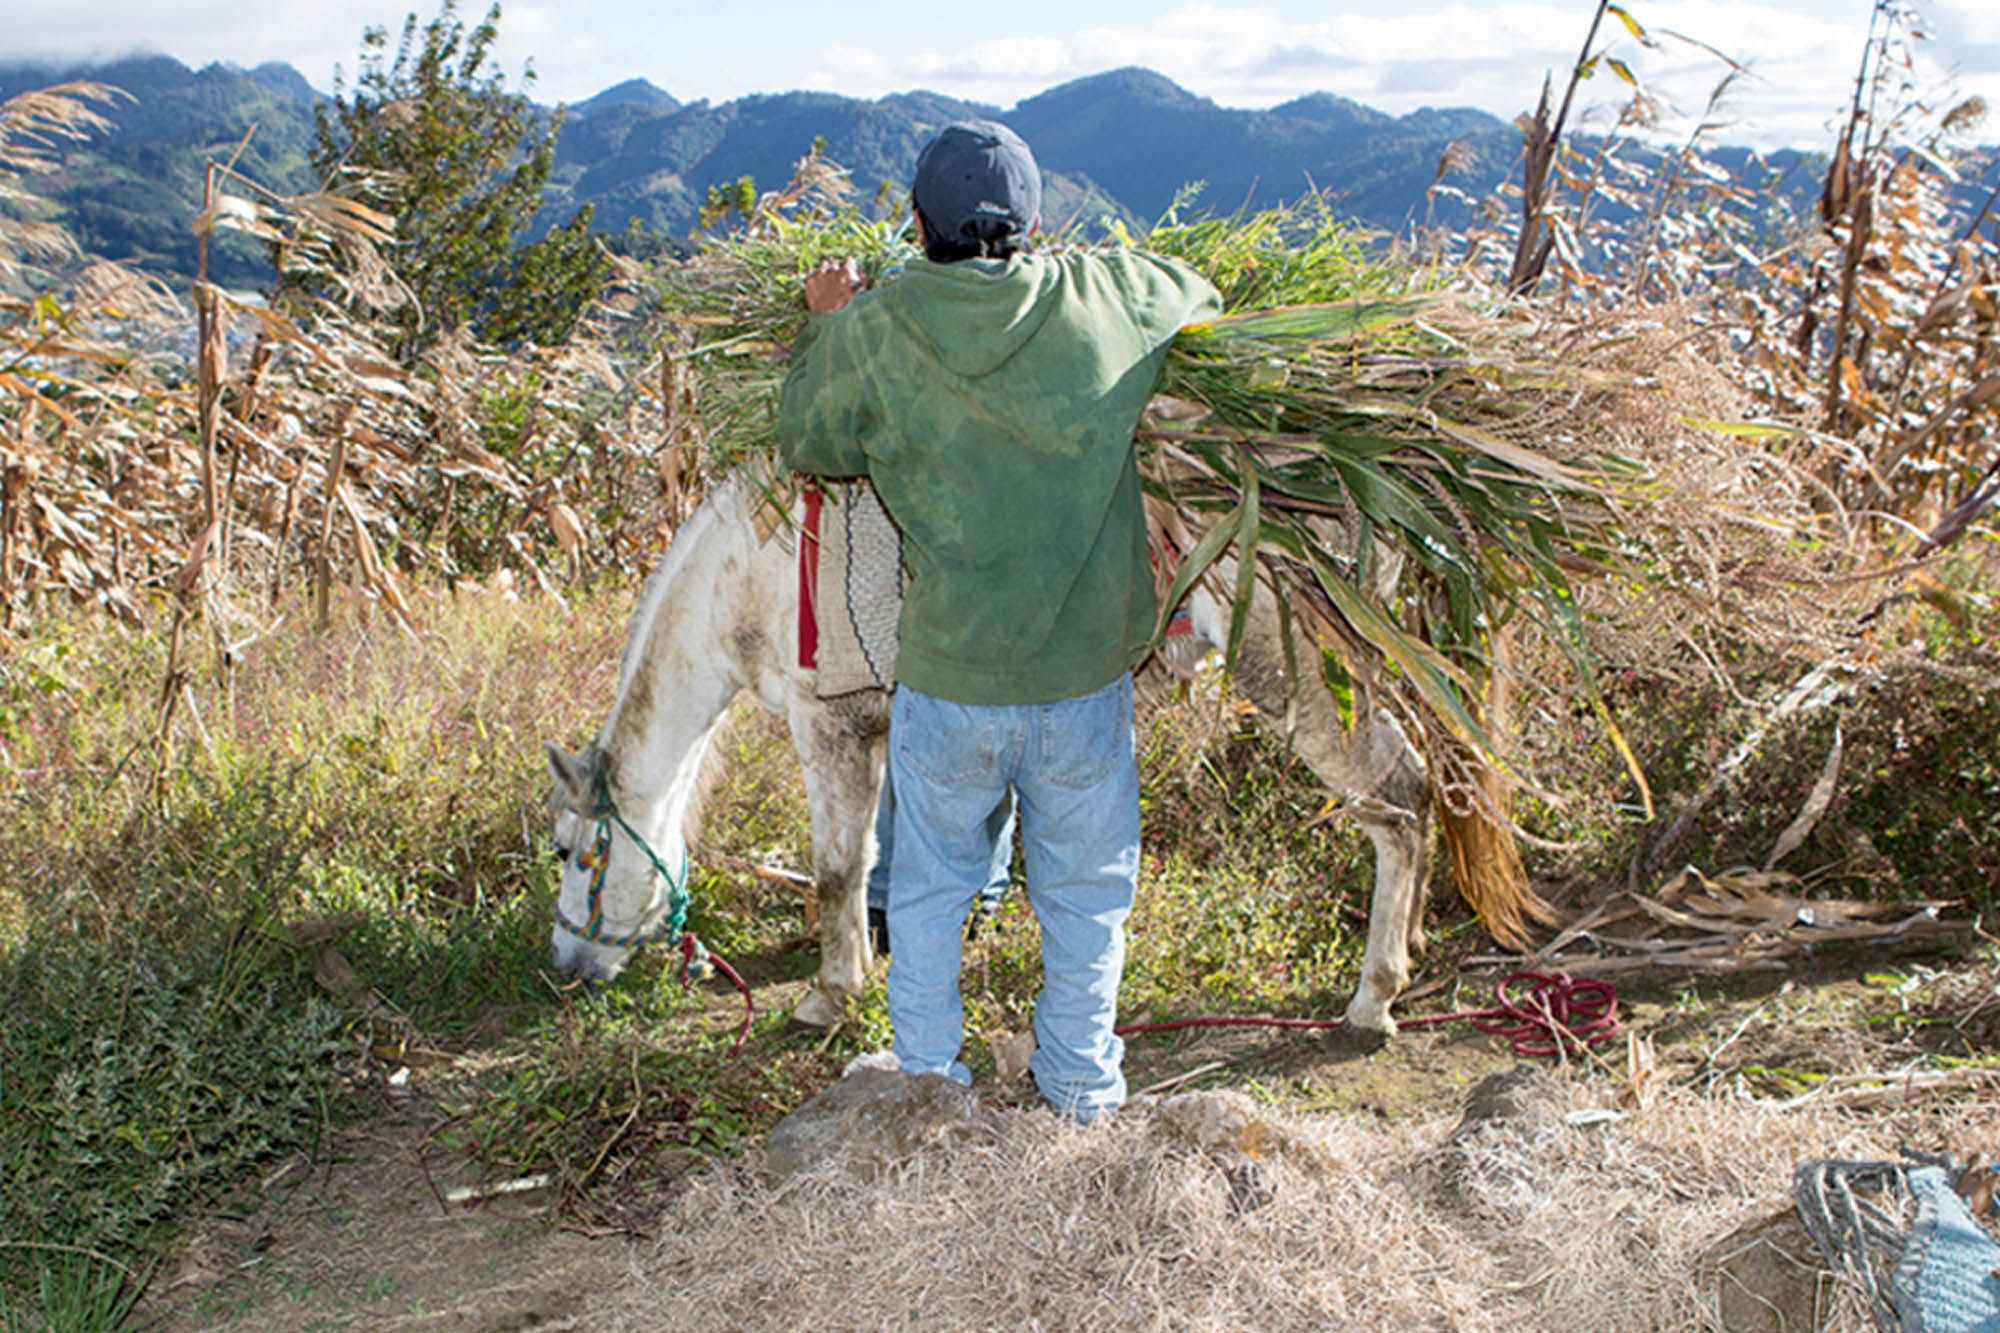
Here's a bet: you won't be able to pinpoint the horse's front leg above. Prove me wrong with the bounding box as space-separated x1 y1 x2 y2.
788 691 890 1028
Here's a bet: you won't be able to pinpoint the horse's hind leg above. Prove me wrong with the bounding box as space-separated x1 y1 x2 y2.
1220 592 1433 1035
1335 712 1432 1035
789 690 889 1028
1403 796 1433 968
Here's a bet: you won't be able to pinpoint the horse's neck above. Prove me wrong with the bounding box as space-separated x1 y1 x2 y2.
598 476 762 837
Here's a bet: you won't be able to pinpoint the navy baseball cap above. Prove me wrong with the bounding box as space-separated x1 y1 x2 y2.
911 120 1042 245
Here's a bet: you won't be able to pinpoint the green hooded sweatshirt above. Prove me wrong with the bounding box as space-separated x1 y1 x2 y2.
778 248 1221 706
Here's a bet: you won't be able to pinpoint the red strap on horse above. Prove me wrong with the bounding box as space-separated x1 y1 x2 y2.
1148 536 1195 638
798 479 822 668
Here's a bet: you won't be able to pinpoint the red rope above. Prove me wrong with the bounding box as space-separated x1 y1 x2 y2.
1114 970 1621 1058
679 933 756 1056
1414 970 1620 1056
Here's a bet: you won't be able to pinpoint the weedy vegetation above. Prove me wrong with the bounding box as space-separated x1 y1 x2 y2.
1 0 1997 1323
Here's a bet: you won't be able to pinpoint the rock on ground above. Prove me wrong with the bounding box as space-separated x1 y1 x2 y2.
762 1065 984 1183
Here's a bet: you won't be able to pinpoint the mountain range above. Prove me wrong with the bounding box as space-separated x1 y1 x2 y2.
0 53 1847 290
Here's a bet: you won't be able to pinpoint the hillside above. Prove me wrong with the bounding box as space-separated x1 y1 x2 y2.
1006 67 1518 227
2 56 1537 286
533 66 1530 241
0 56 320 286
8 54 1990 292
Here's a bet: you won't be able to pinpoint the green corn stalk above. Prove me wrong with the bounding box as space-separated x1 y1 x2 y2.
652 180 1660 798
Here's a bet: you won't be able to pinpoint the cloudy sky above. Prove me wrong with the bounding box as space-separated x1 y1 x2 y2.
8 0 1998 151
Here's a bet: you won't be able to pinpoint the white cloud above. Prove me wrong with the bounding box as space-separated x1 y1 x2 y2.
493 3 609 94
0 0 577 96
6 0 1995 153
805 45 895 92
819 0 1995 151
1928 0 2000 48
3 0 372 84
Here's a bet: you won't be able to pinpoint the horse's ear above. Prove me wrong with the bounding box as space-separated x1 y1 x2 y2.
545 742 595 811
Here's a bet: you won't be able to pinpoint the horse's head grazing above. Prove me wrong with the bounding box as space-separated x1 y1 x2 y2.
544 741 681 982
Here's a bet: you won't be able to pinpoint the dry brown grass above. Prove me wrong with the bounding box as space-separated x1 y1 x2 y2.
580 1077 1981 1333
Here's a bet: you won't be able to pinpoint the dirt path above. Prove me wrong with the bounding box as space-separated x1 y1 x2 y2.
142 1098 635 1332
138 1011 1519 1330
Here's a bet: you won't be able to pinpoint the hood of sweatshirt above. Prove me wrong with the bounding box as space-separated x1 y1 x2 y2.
884 254 1063 379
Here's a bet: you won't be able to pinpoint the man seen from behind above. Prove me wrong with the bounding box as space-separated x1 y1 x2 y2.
777 120 1221 1122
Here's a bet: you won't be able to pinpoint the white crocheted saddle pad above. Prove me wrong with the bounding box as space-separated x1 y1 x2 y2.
813 480 905 699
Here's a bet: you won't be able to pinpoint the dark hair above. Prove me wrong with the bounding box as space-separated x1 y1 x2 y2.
918 210 1025 264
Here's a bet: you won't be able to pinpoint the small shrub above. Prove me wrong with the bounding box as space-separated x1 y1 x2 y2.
0 939 347 1302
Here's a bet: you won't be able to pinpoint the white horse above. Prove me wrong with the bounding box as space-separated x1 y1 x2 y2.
544 464 1536 1035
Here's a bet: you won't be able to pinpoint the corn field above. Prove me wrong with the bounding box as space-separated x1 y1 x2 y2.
1 84 706 637
2 0 1996 783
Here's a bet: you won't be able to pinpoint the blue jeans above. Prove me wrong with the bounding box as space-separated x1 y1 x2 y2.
866 767 1014 916
886 674 1139 1121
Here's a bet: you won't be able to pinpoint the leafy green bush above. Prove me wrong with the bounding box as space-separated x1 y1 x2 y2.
0 943 346 1290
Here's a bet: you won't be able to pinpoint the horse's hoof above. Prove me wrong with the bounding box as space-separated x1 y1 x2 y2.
789 987 843 1029
1320 1021 1391 1057
1339 1000 1398 1044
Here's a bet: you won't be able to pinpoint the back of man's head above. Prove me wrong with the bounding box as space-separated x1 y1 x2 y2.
911 120 1042 263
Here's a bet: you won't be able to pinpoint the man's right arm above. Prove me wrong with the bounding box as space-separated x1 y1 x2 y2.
1145 252 1224 337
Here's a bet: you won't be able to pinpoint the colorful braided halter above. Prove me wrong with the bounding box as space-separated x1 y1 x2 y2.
552 772 758 1053
554 776 702 962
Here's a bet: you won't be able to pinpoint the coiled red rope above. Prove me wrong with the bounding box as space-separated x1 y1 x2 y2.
1114 970 1621 1058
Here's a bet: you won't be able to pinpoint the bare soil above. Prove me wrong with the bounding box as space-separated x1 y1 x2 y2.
142 1096 633 1332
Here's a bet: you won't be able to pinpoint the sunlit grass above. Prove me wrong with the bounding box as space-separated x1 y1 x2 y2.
0 582 626 1306
4 569 1995 1314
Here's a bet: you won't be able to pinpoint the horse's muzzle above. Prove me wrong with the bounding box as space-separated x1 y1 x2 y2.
548 931 630 983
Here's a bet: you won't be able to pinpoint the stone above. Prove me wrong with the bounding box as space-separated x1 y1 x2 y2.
1212 1149 1277 1216
1450 1063 1566 1139
988 1027 1036 1085
763 1066 982 1184
1694 1209 1841 1333
1435 1064 1572 1214
1154 1090 1326 1170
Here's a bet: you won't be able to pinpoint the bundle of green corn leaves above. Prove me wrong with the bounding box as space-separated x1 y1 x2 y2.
657 167 1655 791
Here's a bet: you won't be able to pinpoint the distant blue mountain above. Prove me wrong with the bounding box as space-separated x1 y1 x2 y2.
0 55 321 283
244 60 321 106
5 52 1991 288
1002 66 1518 228
532 64 1533 243
569 77 677 119
0 52 1538 280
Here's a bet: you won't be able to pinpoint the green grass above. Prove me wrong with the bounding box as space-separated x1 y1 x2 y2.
0 1251 144 1333
0 583 624 1310
2 568 1994 1319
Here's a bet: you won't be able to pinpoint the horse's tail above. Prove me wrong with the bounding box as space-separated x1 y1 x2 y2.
1434 740 1559 951
1432 638 1559 952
